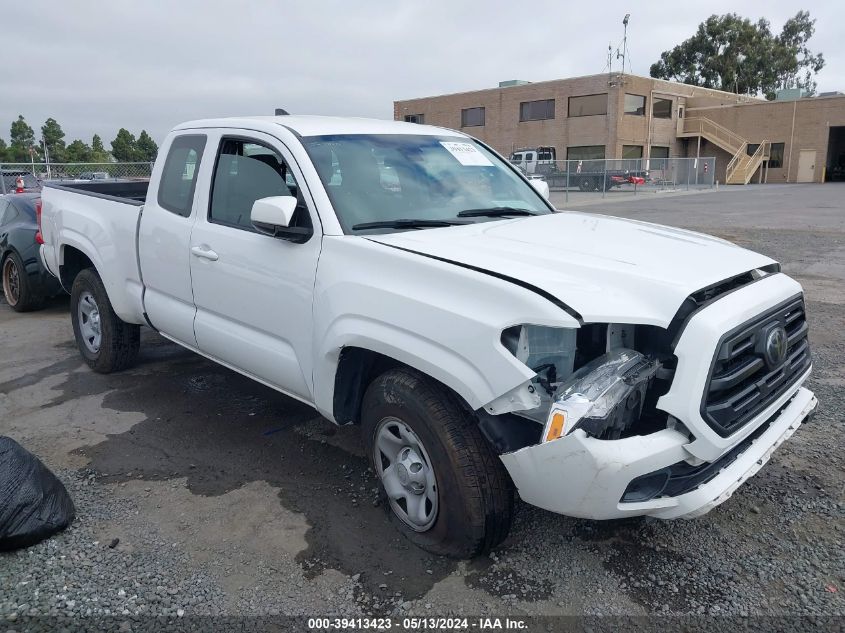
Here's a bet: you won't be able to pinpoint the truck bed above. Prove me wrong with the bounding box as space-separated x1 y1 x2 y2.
44 180 148 205
40 181 147 324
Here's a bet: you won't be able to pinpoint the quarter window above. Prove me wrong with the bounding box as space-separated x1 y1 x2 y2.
461 107 485 127
209 138 306 231
157 134 207 217
519 99 555 122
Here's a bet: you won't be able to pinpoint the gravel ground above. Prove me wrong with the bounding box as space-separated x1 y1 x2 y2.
1 184 843 629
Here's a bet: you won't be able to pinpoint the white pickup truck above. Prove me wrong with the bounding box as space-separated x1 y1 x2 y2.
40 116 817 557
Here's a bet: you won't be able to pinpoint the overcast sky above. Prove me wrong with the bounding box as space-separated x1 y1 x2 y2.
2 0 841 147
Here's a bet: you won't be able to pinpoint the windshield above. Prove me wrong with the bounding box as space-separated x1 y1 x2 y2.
302 134 551 233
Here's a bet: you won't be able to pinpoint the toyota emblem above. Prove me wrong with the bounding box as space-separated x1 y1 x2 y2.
764 326 788 367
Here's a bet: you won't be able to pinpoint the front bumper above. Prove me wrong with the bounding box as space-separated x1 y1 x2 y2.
500 384 815 520
499 273 817 520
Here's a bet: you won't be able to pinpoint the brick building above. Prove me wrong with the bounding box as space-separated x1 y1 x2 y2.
394 73 845 184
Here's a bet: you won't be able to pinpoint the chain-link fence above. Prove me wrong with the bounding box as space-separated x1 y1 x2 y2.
512 157 716 203
0 162 153 194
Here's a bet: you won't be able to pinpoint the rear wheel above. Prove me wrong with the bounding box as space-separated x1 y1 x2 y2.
578 176 595 192
362 367 514 558
70 268 140 373
2 252 43 312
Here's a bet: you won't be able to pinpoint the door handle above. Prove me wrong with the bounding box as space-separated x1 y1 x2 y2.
190 246 219 261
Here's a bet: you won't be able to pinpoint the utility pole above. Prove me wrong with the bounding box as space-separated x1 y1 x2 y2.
41 138 51 179
619 14 630 74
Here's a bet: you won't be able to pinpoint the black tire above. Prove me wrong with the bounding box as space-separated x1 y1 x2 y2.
362 367 514 558
70 268 140 373
578 176 595 192
2 252 43 312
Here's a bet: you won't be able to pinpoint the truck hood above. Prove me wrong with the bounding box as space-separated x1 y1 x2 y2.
367 211 775 327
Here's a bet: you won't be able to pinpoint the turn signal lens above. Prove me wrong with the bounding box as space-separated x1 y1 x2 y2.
545 411 566 442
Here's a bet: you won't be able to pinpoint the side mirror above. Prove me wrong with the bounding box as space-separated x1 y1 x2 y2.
250 195 312 243
251 195 297 230
529 179 550 199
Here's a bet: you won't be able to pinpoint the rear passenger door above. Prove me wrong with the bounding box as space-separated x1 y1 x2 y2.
138 133 208 346
189 132 321 402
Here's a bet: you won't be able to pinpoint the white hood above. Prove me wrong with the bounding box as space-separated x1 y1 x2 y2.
367 211 775 327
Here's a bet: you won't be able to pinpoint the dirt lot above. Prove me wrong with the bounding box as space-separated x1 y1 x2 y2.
1 184 843 627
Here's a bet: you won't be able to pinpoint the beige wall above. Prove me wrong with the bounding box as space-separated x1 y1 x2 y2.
687 96 845 183
394 74 845 184
395 73 752 161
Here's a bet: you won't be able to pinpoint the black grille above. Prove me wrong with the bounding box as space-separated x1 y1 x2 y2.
702 296 810 437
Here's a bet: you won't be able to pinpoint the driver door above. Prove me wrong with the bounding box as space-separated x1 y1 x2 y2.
188 131 321 402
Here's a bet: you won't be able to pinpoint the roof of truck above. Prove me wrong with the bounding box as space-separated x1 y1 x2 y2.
175 115 465 138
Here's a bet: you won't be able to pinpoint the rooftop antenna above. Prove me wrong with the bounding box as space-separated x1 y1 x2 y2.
607 42 613 74
617 14 630 74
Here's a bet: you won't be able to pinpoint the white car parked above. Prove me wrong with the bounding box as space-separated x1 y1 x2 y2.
39 116 816 557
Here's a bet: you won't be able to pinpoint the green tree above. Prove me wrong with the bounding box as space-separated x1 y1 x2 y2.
9 115 37 162
136 130 158 162
41 117 66 163
65 139 92 163
90 134 110 163
110 128 137 161
650 11 825 99
0 137 8 162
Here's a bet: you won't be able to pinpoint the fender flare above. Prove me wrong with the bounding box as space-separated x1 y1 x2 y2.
313 314 534 421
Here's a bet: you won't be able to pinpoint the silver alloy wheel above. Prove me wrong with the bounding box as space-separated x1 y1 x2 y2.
374 416 438 532
2 258 20 306
78 291 102 353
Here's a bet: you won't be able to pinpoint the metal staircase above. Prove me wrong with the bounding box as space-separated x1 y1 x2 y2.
678 117 769 184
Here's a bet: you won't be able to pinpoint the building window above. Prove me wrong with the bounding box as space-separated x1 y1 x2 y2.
652 98 672 119
568 94 607 117
461 107 485 127
649 146 670 169
746 142 784 168
769 143 784 168
622 145 643 159
403 114 424 124
567 145 605 160
519 99 555 121
624 94 646 116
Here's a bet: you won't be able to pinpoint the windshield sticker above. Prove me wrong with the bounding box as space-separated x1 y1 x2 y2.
439 142 493 166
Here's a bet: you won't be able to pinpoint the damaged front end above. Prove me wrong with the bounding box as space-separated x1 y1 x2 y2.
477 321 698 519
480 323 675 454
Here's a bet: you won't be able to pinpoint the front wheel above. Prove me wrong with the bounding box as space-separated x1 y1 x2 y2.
70 268 140 373
362 368 514 558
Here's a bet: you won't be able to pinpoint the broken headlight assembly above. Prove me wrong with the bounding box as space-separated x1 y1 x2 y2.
543 349 659 442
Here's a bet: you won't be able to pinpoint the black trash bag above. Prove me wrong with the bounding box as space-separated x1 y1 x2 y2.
0 436 75 551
